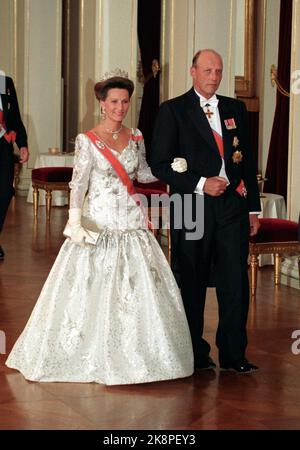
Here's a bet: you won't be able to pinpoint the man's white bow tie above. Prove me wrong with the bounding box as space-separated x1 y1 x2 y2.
200 98 219 108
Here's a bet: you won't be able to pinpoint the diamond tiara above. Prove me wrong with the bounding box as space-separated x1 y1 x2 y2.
99 68 128 82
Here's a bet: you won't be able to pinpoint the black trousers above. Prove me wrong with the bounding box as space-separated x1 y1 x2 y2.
0 138 14 233
175 191 250 366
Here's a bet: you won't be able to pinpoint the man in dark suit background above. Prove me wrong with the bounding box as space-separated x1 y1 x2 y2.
0 73 29 259
150 49 261 373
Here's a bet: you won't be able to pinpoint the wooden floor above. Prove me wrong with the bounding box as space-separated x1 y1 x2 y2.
0 196 300 430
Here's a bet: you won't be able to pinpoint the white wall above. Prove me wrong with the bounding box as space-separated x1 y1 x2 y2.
91 0 138 128
281 0 300 288
1 0 62 193
161 0 236 101
23 0 62 168
260 0 281 175
0 0 14 75
194 0 236 96
288 0 300 221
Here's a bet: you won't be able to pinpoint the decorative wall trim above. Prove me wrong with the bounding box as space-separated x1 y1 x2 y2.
130 0 138 126
55 0 62 149
160 0 167 102
13 0 17 80
227 0 234 96
235 0 256 97
79 0 85 130
287 0 299 220
257 0 267 171
24 0 30 135
169 0 175 99
95 0 103 80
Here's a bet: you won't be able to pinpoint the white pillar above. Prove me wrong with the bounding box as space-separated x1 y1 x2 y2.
161 0 236 101
78 0 138 131
0 0 15 76
17 0 62 194
281 0 300 289
259 0 280 174
288 0 300 222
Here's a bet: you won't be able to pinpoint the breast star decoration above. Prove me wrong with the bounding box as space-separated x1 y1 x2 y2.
232 136 243 164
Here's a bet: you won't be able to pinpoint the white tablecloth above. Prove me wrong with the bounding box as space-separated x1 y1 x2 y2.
259 193 287 221
27 153 74 206
258 193 287 265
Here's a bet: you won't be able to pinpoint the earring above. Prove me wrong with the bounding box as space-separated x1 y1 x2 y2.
100 106 106 120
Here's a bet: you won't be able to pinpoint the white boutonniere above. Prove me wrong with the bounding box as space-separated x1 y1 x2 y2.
171 157 187 173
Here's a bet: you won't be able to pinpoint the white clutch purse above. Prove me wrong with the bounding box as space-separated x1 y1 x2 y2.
63 222 100 245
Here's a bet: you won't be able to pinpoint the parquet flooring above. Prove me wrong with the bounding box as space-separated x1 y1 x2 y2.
0 197 300 430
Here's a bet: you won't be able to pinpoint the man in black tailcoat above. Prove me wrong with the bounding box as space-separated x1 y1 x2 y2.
0 73 29 259
150 49 261 373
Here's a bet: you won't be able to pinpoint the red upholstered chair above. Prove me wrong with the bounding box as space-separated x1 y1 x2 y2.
249 218 300 298
32 167 73 221
134 180 171 263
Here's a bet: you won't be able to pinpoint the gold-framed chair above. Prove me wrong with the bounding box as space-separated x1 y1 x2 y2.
249 218 300 298
32 167 73 221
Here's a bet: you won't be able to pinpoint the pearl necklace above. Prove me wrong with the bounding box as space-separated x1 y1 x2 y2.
104 125 123 140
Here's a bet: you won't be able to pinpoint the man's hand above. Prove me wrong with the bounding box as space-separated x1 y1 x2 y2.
249 214 260 236
19 147 29 164
203 176 228 196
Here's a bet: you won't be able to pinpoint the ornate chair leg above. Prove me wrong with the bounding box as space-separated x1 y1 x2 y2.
46 190 52 221
67 189 70 207
250 253 258 299
274 253 281 285
33 187 39 219
14 162 20 188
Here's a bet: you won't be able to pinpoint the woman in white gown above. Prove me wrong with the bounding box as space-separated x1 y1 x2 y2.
6 72 194 385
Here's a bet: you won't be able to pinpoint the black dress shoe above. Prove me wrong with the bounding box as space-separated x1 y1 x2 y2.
195 356 216 371
220 359 259 374
0 246 4 260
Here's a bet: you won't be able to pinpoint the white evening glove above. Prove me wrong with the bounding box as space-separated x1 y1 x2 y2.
171 157 187 173
68 208 91 246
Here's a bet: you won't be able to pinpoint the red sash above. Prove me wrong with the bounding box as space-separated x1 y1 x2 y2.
212 129 246 197
0 110 16 144
85 131 152 230
212 130 224 158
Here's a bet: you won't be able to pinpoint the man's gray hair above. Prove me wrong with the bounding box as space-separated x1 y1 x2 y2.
192 49 223 67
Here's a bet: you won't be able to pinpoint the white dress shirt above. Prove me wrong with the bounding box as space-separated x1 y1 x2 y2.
193 89 229 195
192 90 260 215
0 95 3 111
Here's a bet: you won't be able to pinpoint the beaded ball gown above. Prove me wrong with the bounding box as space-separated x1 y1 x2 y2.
6 129 194 385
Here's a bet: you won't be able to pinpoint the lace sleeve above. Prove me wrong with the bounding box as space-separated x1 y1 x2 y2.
69 134 93 209
135 132 158 183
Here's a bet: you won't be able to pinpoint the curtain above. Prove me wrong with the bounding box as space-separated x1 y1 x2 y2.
137 0 161 159
264 0 292 200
